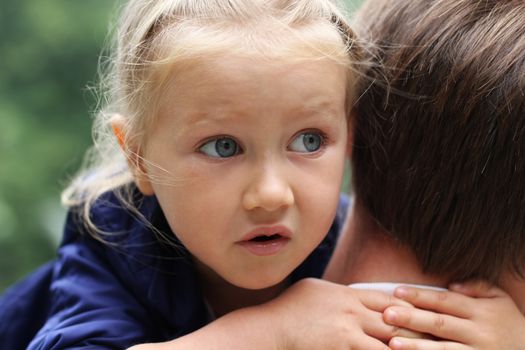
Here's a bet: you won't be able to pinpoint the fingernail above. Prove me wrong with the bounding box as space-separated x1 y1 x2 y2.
384 309 398 322
390 338 403 349
394 287 408 298
449 283 463 291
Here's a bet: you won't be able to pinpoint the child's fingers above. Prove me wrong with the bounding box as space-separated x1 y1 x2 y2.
393 287 472 318
360 308 424 342
449 280 503 298
389 337 471 350
383 306 471 343
354 289 413 311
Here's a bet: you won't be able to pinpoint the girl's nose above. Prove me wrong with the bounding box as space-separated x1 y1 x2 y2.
242 165 294 212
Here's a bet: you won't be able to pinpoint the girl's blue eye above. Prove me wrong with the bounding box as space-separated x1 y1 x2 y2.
200 137 240 158
289 132 324 153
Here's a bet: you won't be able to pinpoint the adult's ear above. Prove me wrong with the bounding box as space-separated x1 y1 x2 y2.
110 115 155 196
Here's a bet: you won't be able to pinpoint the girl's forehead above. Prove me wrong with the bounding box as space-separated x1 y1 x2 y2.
146 54 348 137
156 56 347 97
146 24 352 104
158 54 348 111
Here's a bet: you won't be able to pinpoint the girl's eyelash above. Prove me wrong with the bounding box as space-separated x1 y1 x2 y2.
317 131 330 144
287 129 332 154
196 130 332 153
197 136 241 149
197 136 244 160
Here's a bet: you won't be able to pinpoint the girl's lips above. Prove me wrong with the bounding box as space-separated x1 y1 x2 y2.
237 226 292 256
239 225 292 241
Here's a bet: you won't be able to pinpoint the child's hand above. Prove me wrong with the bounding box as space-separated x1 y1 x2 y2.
266 278 415 349
382 281 525 350
129 278 416 350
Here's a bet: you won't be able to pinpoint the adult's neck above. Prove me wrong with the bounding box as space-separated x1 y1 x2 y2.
324 200 448 288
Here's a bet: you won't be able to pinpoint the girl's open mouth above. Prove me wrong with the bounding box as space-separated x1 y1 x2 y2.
249 234 282 242
238 227 292 256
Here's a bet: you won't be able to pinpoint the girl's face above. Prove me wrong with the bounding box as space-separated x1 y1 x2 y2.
137 56 349 289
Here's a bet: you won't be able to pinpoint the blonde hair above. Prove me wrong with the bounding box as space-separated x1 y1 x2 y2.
62 0 363 236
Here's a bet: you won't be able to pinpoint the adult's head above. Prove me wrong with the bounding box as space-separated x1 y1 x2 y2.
352 0 525 284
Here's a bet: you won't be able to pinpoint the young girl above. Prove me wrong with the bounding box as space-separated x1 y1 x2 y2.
0 0 406 349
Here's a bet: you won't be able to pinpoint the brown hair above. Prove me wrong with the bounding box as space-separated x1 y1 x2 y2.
352 0 525 283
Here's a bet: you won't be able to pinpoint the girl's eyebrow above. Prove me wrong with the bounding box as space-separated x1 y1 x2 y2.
289 102 345 120
184 110 241 126
186 105 343 129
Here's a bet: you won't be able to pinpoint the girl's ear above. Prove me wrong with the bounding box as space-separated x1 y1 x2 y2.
110 115 155 196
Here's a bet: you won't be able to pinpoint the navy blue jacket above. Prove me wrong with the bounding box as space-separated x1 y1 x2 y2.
0 188 348 349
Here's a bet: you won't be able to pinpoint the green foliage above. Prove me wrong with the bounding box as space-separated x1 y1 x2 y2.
0 0 117 291
0 0 363 293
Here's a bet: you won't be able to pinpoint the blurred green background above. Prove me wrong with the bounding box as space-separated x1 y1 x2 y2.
0 0 363 293
0 0 118 292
